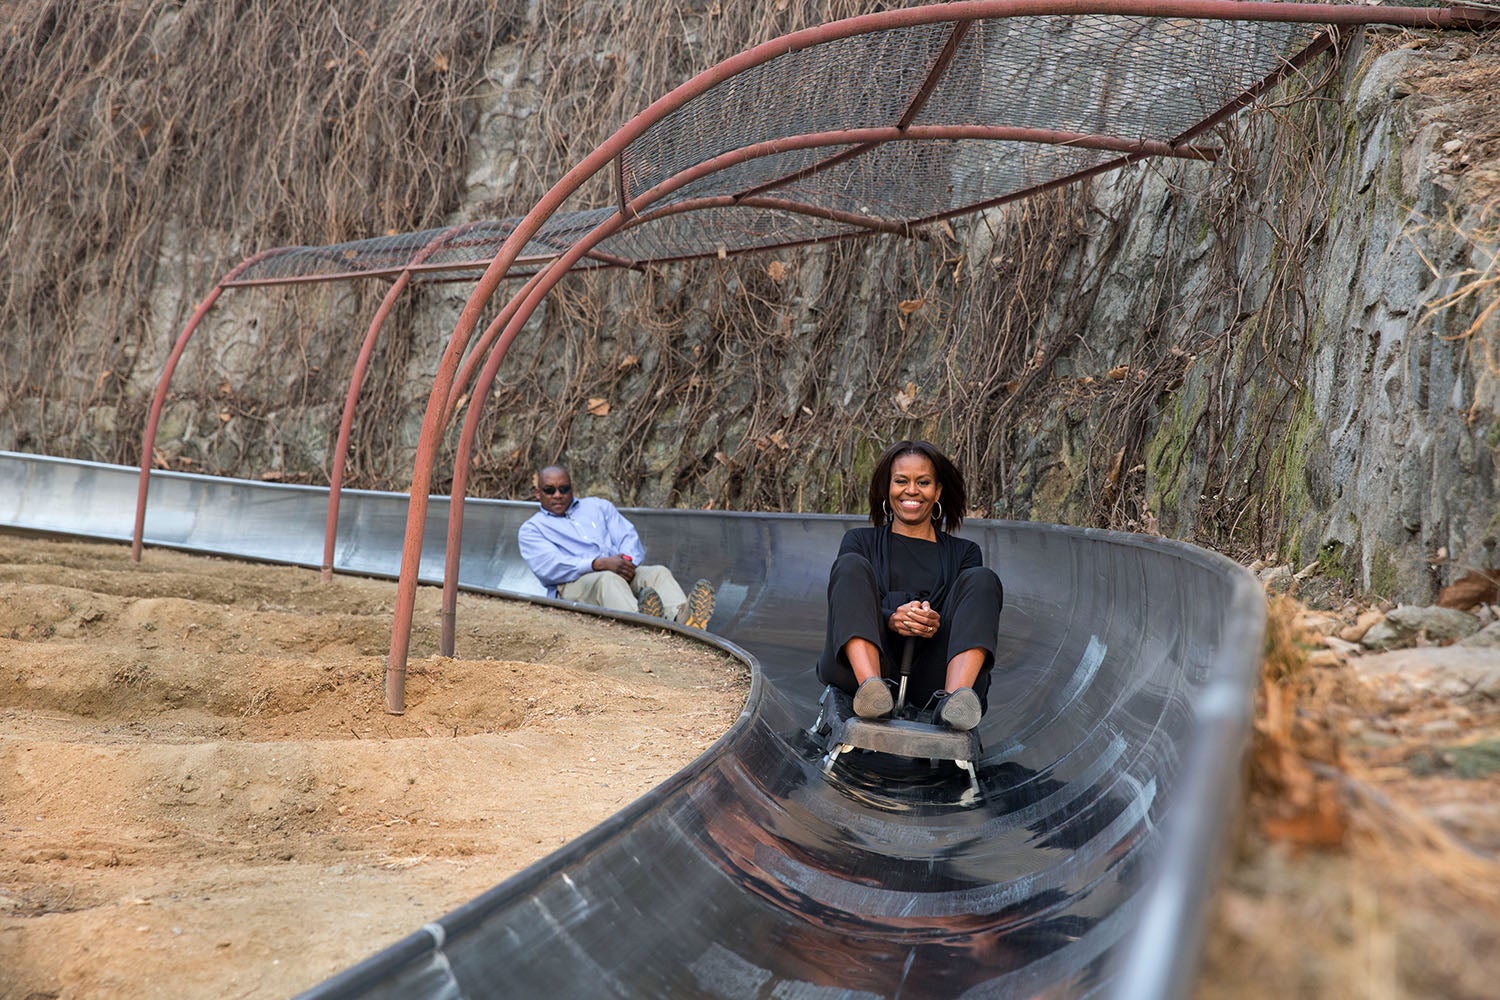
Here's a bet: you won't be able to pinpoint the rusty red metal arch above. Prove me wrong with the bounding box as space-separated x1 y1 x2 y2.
133 251 275 562
383 0 1497 710
130 228 492 572
320 223 488 581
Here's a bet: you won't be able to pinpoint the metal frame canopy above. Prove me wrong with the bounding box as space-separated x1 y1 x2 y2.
211 0 1492 290
380 0 1495 711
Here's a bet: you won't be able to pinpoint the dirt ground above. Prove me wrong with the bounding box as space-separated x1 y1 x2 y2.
0 532 748 999
2 533 1498 999
1197 596 1500 1000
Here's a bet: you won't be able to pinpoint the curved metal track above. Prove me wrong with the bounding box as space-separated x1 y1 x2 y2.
1 452 1264 998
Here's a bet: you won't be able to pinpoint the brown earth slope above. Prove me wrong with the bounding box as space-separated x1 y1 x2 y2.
0 533 747 999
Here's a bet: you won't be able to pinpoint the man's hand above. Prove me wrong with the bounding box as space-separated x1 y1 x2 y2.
592 554 636 581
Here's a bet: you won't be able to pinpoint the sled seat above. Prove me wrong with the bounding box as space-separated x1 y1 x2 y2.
810 685 981 803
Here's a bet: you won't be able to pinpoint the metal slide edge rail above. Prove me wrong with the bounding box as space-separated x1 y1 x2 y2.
0 451 1265 998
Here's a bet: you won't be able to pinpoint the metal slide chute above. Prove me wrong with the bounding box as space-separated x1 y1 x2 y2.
2 452 1260 997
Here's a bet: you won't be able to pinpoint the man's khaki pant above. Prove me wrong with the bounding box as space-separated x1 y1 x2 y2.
558 564 688 620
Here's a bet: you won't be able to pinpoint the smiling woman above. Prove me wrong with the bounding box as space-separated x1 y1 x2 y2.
813 440 1004 731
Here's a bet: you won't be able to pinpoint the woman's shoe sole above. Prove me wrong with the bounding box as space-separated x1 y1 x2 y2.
936 688 982 731
853 678 894 719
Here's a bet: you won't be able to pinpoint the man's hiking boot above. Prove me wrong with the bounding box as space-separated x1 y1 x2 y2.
678 579 716 630
637 587 665 618
934 688 982 731
853 677 894 720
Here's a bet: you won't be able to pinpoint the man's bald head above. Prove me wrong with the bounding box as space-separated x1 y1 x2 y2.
534 465 574 515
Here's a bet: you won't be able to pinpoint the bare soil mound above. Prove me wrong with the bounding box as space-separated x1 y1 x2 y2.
0 533 747 999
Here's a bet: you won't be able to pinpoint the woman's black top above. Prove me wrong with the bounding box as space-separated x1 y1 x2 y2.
889 532 944 606
837 525 983 621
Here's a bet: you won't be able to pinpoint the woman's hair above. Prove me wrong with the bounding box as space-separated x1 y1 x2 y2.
867 439 967 533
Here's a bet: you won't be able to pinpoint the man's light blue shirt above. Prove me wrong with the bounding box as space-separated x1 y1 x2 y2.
517 495 646 597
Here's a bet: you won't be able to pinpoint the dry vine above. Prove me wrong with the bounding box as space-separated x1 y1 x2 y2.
1 0 521 467
4 2 1484 556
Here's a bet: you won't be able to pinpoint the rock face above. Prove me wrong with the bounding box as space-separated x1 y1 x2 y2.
1056 31 1498 601
1361 605 1483 650
913 31 1499 604
430 26 1499 611
1289 38 1499 601
3 8 1497 606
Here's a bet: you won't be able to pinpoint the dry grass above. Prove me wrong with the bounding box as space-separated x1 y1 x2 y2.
1200 593 1500 999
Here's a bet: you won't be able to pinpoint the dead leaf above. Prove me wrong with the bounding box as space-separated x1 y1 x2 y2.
1259 787 1347 848
766 260 787 281
893 382 918 413
898 298 925 315
586 398 610 416
433 52 449 73
1438 569 1499 610
618 353 639 370
1107 365 1130 380
1104 447 1125 490
1250 661 1348 849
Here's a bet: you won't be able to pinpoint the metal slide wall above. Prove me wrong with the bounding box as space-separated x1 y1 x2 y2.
0 452 1264 998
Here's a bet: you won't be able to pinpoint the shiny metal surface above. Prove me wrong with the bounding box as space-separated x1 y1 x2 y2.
0 451 1263 998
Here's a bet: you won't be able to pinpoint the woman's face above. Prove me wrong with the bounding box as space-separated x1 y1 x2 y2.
888 453 941 532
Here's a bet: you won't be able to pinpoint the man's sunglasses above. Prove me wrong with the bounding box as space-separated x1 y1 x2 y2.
539 484 573 495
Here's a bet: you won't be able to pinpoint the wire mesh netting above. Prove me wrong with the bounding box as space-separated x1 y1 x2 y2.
229 3 1474 289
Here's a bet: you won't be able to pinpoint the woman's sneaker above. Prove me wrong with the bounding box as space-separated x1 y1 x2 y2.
678 579 716 630
637 587 665 618
934 688 982 731
853 677 894 719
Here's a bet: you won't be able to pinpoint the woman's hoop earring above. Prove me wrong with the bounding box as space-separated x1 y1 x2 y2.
882 500 892 521
932 501 943 524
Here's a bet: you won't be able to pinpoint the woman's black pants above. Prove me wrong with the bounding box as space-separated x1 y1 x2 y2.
814 551 1002 711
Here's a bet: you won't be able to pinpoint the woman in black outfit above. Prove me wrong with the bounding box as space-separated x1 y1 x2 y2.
815 440 1003 731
